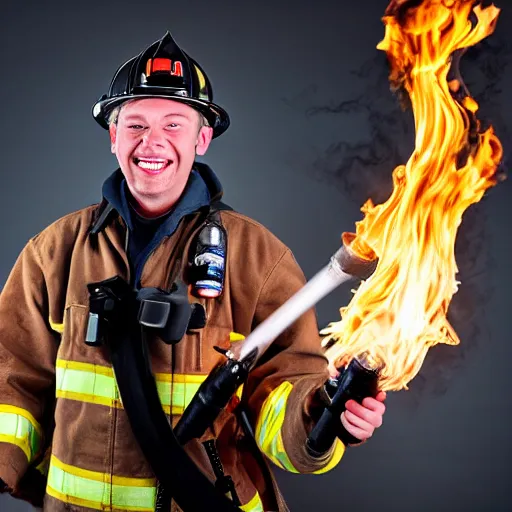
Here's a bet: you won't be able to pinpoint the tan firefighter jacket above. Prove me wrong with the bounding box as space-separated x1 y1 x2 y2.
0 164 345 511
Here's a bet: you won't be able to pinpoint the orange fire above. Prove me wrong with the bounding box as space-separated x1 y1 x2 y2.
322 0 503 391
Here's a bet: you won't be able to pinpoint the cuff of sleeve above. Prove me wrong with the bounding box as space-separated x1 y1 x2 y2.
0 443 30 491
281 376 345 473
11 466 47 507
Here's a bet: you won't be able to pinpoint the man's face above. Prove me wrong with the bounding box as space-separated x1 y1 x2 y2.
110 98 213 215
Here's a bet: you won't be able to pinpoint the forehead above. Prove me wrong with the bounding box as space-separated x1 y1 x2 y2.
119 98 198 119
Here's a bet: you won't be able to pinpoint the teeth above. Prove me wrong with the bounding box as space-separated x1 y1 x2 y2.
137 160 167 171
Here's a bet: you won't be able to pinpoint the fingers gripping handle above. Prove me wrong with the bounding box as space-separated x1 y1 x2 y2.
307 356 380 454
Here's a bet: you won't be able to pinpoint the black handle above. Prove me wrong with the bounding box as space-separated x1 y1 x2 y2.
174 350 253 446
307 357 380 454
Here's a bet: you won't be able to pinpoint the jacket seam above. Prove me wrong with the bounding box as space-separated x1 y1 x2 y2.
27 238 45 271
254 248 290 307
220 210 279 233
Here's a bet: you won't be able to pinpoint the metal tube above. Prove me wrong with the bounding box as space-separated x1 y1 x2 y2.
239 245 376 367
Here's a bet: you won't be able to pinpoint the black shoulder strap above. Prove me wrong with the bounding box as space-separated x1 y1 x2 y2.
93 197 241 510
107 322 242 511
89 200 115 235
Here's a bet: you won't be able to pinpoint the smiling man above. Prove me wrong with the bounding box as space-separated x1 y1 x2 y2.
0 32 386 511
109 98 213 217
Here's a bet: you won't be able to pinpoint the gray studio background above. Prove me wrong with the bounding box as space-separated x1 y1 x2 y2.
1 0 511 510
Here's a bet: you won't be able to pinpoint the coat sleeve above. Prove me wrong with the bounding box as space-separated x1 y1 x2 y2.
0 238 58 501
242 248 345 474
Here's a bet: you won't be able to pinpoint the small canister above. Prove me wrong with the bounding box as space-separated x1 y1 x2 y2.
190 220 227 298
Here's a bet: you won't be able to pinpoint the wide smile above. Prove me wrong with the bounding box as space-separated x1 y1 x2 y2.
133 157 172 174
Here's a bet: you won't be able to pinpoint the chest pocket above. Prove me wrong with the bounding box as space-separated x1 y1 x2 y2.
194 325 233 372
178 300 228 371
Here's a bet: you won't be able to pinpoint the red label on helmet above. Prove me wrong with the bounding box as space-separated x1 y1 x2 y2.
146 58 183 77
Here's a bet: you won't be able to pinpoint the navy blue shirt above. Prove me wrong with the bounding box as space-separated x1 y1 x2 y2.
102 169 211 287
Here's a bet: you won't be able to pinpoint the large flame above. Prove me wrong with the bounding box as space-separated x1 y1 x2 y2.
322 0 503 391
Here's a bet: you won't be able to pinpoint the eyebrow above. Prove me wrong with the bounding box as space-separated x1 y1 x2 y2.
123 113 192 121
164 113 190 119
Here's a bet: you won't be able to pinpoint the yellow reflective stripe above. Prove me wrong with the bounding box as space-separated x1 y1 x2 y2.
56 362 122 408
0 405 42 462
47 455 156 511
0 434 32 462
57 367 120 399
154 373 206 384
154 373 206 413
155 380 203 414
312 439 345 474
240 491 264 512
255 382 344 474
50 455 155 486
0 405 43 437
255 381 298 473
49 318 64 334
56 359 114 377
56 390 121 408
35 447 52 477
55 359 207 415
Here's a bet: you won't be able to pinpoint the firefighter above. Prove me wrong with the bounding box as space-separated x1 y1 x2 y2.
0 31 386 511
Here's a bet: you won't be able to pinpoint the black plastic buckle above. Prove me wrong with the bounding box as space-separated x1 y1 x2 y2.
137 281 206 344
85 276 134 346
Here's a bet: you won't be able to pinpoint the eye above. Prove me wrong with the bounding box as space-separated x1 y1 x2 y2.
166 123 180 129
128 124 145 130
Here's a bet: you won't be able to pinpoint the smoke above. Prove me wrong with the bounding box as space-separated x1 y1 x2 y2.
286 34 510 403
304 54 411 208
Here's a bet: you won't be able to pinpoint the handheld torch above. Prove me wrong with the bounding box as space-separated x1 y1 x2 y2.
306 355 381 453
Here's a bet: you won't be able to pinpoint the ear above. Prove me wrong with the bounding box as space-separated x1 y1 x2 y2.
109 123 117 154
195 126 214 156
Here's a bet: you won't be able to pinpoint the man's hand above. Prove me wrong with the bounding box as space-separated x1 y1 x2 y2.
340 391 387 442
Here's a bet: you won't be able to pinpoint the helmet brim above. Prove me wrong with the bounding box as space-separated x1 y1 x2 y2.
92 94 230 138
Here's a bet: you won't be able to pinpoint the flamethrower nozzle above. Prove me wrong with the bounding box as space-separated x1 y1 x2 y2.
174 349 257 445
176 244 377 445
306 355 381 455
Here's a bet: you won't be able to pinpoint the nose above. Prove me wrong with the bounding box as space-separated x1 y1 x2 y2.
141 126 166 148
